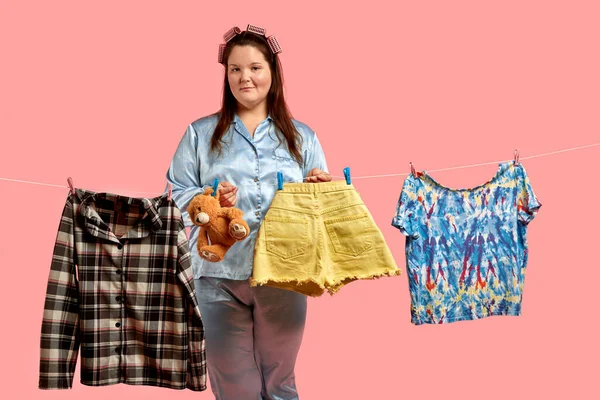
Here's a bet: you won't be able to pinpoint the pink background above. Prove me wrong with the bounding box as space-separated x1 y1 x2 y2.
1 1 598 398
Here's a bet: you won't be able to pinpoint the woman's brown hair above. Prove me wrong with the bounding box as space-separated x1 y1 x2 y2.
211 30 303 164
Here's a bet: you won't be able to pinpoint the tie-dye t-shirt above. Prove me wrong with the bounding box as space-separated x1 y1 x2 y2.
392 162 541 325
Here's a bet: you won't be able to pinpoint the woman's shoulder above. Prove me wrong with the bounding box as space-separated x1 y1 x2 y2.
189 113 220 133
291 118 316 139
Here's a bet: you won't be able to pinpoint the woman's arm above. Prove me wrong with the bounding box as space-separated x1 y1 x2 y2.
304 133 331 182
166 124 209 227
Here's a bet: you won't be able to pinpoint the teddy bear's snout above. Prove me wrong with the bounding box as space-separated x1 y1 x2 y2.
195 212 210 225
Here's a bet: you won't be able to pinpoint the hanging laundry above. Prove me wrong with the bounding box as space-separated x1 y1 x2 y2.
392 162 541 325
39 189 206 391
251 180 401 296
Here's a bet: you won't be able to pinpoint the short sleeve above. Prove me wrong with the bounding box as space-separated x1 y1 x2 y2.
392 176 420 238
515 163 541 225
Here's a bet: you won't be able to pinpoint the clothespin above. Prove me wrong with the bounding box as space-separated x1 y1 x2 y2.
513 149 520 166
277 172 283 190
167 183 172 201
211 178 219 196
343 167 351 185
67 177 75 195
409 162 416 177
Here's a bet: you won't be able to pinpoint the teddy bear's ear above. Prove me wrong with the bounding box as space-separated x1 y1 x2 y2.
186 197 198 218
204 187 221 200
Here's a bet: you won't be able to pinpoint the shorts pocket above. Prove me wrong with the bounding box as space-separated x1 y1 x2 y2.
324 213 373 256
264 216 309 259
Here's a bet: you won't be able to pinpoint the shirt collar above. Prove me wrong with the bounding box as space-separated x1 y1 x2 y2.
77 190 165 241
232 114 273 147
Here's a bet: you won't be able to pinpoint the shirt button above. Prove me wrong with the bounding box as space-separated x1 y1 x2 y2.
115 322 121 328
115 347 121 354
117 244 123 250
116 296 121 302
116 269 122 275
255 211 260 216
254 177 259 182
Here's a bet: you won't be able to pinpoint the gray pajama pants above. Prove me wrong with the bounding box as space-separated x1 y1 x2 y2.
195 277 307 400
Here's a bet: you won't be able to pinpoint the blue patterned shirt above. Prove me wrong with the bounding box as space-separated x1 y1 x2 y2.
392 162 541 325
166 113 328 280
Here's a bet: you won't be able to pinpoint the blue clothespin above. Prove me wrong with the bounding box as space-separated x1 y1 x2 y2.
277 172 283 190
343 167 351 185
211 178 219 196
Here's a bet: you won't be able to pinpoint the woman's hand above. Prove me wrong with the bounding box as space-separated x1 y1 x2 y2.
305 168 332 183
218 181 238 207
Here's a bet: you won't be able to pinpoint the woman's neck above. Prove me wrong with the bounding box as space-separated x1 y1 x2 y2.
236 102 269 137
236 101 268 122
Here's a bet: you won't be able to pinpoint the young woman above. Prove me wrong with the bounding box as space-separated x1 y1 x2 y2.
166 25 330 399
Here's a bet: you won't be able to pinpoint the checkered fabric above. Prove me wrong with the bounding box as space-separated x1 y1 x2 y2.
39 189 206 391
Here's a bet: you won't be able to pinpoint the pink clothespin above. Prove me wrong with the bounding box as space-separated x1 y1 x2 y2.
409 162 416 178
167 183 172 202
67 177 75 195
513 149 520 166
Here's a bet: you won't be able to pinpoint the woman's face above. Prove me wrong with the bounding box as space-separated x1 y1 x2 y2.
227 45 272 111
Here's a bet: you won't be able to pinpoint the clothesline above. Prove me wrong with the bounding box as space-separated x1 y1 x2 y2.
331 143 600 179
1 142 598 195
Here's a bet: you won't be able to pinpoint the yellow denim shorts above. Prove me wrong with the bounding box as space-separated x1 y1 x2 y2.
251 181 400 296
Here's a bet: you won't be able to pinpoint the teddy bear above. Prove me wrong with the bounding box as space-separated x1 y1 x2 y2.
186 187 250 262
